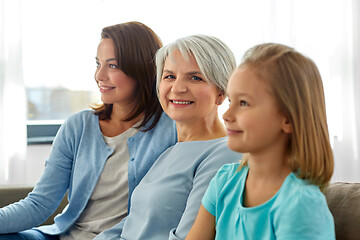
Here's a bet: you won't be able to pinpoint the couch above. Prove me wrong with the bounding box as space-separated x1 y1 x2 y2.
0 183 359 239
323 182 360 240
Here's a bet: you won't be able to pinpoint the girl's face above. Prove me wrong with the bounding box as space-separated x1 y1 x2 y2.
223 65 291 155
158 50 222 124
95 38 137 105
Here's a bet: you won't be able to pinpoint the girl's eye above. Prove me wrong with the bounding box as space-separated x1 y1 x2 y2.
191 76 203 81
240 100 249 106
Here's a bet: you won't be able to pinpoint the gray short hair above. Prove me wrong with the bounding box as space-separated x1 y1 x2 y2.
155 34 236 94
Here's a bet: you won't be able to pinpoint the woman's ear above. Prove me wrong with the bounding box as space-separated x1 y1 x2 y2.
216 92 225 105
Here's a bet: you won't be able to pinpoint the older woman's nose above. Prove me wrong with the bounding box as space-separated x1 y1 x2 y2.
171 78 187 93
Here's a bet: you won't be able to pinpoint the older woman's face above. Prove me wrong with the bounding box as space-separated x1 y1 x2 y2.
159 50 222 124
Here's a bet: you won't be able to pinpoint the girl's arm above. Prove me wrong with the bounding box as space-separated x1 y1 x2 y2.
185 204 215 240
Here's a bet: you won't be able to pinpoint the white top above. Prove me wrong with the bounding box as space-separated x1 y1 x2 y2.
60 126 139 240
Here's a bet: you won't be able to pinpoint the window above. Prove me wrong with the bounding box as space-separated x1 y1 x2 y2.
0 0 356 185
21 0 353 148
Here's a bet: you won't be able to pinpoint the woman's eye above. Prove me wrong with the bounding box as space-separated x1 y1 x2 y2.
109 64 118 69
96 62 100 68
240 100 249 106
163 75 175 80
191 76 203 81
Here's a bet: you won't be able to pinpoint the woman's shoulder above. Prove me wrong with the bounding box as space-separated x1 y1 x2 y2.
135 112 177 145
58 110 99 135
204 137 242 160
186 137 230 150
63 110 97 125
140 112 176 134
65 109 96 121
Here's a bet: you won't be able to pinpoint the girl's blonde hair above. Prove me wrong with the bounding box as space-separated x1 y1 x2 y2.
240 43 334 188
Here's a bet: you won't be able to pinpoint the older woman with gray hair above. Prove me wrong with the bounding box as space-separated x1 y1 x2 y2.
95 35 242 240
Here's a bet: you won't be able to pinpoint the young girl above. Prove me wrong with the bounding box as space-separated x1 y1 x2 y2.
186 43 335 239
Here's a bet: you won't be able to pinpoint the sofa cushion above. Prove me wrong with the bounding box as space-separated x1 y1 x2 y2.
324 182 360 240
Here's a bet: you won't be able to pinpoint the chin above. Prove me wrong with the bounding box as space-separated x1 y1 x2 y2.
166 113 191 122
227 142 244 153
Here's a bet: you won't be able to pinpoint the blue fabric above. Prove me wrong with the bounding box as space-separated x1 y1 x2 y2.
95 137 242 240
0 229 59 240
0 110 177 236
202 163 336 240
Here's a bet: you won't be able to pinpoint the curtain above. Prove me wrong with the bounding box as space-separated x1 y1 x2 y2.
263 0 359 182
331 0 360 182
0 0 27 184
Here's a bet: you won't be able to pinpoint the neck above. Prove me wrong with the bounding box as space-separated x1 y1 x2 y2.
247 147 291 182
176 115 226 142
100 103 143 137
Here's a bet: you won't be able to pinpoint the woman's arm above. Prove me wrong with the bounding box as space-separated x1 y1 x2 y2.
185 204 215 240
0 114 76 233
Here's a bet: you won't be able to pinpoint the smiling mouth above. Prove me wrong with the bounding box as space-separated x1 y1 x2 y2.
98 85 115 90
227 129 243 135
171 100 194 104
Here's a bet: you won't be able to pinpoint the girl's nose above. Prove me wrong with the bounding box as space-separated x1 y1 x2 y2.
223 104 234 123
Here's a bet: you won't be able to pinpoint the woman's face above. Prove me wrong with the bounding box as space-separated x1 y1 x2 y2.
95 38 137 105
158 50 222 124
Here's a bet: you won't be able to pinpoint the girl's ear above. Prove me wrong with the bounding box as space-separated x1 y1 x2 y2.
282 117 292 134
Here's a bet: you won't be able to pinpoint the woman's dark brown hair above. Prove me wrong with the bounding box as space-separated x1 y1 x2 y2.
92 21 163 131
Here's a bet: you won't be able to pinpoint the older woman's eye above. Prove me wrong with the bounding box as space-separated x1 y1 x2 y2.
163 75 175 80
191 76 203 81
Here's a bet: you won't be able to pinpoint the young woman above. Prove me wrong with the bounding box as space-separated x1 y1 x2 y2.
186 43 335 240
95 35 242 240
0 22 177 240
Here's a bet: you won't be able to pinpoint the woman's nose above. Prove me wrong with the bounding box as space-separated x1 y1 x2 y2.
95 66 107 82
171 78 187 93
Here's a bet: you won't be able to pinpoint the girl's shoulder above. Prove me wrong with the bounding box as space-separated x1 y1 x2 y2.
218 162 243 174
276 173 328 211
273 174 335 238
212 162 247 185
